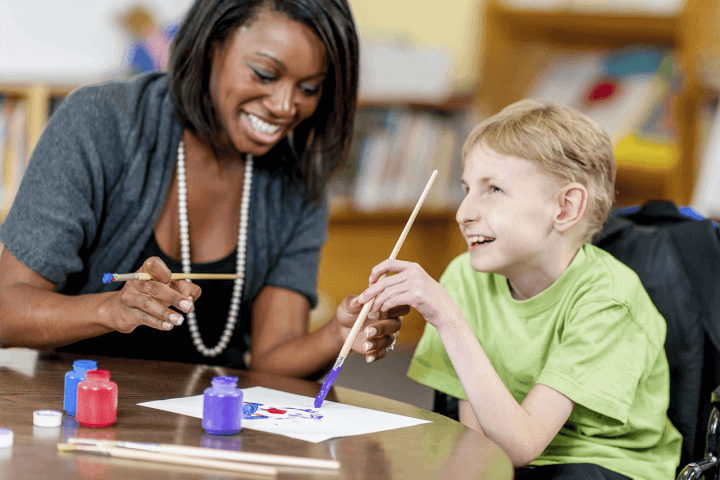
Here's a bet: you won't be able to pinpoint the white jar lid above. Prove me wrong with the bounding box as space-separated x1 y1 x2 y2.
33 410 63 427
0 428 13 448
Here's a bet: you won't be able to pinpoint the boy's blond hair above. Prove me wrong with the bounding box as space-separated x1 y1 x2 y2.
462 99 616 243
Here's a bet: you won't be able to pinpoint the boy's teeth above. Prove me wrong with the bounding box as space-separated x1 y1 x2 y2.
470 235 494 245
248 113 281 134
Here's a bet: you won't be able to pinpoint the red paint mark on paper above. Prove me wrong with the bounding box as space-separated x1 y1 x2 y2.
264 408 286 414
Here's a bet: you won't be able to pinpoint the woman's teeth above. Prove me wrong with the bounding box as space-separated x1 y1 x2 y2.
248 113 281 135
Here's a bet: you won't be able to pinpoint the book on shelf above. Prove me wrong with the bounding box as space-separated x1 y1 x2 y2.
526 45 681 171
345 107 465 213
500 0 685 15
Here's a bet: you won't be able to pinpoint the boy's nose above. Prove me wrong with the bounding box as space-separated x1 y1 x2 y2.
456 196 478 226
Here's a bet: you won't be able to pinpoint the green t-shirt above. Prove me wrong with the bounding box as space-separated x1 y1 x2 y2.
408 244 682 480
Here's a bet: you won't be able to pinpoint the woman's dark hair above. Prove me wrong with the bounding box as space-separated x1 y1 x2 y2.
169 0 359 201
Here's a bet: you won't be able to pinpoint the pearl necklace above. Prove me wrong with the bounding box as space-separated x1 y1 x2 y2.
176 139 253 357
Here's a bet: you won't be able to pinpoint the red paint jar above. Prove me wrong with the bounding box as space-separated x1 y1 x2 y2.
76 369 118 428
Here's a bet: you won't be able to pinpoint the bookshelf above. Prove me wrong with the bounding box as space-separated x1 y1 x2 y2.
476 0 720 207
0 83 75 221
0 82 471 346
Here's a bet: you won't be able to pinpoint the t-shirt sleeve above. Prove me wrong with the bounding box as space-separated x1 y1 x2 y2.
537 301 652 425
0 88 116 287
265 196 328 309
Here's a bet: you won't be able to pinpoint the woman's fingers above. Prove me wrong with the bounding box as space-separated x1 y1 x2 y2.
114 289 173 333
378 304 410 319
364 333 397 363
131 277 195 314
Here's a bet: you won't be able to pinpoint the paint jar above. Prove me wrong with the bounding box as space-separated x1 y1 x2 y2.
76 369 117 428
64 359 98 416
202 376 243 435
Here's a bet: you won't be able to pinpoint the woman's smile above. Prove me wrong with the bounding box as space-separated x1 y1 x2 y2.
242 112 285 144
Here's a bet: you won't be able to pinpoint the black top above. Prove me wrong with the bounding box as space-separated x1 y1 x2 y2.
59 233 250 369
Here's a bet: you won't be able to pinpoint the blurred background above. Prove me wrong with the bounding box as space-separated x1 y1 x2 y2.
1 0 719 407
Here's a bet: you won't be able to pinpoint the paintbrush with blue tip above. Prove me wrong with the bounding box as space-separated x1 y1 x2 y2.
315 170 438 408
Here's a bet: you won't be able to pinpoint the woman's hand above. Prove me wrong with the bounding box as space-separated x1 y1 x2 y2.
355 259 457 328
335 295 409 362
102 256 202 333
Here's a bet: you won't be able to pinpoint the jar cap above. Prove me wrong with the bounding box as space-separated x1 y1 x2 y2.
86 369 111 380
33 410 63 428
73 359 98 370
212 376 239 387
0 429 13 448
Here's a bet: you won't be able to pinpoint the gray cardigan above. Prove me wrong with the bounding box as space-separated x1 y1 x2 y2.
1 73 326 344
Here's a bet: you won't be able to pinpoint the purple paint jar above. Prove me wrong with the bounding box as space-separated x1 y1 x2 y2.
202 376 243 435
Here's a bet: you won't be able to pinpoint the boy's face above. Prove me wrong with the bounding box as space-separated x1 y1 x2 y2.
457 143 561 279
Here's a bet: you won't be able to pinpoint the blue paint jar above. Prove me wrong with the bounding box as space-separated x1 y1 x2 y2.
63 359 98 416
202 376 243 435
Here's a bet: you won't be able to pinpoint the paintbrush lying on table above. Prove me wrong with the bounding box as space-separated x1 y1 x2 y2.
62 437 339 470
58 441 278 476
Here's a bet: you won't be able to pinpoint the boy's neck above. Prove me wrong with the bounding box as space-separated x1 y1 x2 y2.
506 243 583 301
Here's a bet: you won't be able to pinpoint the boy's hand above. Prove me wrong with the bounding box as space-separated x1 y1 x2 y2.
355 259 456 328
335 295 409 362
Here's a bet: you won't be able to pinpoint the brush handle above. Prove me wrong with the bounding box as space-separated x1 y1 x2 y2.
338 277 385 359
64 444 277 476
338 170 438 359
113 273 241 281
68 438 339 470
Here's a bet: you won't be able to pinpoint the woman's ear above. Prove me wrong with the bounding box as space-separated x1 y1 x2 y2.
554 183 587 233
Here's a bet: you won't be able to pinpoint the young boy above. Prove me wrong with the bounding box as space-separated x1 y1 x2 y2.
352 99 682 480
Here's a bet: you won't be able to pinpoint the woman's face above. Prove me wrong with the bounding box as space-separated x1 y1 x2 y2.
209 10 327 157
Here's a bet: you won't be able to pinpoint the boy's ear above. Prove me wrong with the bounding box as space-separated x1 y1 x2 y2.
554 183 587 233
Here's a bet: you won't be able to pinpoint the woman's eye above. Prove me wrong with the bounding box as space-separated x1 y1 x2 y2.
251 67 275 83
300 83 321 96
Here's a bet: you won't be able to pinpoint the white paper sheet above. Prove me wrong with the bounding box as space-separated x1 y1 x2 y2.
138 386 431 443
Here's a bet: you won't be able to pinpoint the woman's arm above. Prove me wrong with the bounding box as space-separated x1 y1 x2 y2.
248 286 404 378
0 249 200 349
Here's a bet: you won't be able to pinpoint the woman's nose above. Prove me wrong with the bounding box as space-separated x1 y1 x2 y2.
265 82 297 118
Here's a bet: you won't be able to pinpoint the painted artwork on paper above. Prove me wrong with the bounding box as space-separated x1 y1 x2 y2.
138 386 430 443
242 402 323 421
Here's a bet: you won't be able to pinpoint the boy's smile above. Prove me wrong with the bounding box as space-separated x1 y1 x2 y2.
457 143 569 298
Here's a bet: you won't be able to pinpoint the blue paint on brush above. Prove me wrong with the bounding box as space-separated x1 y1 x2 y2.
102 274 116 284
314 359 344 408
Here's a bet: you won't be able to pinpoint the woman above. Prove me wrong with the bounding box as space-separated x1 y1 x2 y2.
0 0 403 378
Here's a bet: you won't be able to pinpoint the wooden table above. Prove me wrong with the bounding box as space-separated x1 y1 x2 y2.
0 350 513 480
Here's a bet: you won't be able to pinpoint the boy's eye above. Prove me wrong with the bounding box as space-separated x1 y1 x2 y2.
490 186 502 194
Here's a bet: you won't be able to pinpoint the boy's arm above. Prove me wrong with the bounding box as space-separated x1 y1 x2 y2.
356 258 575 467
440 315 575 468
